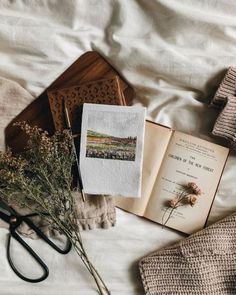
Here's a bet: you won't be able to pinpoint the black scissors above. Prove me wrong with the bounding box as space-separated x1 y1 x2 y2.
0 199 72 283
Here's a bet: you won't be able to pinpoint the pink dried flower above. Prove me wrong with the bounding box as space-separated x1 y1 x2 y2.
187 182 201 195
169 198 177 208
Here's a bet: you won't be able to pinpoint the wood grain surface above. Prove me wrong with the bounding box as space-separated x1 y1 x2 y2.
5 51 134 153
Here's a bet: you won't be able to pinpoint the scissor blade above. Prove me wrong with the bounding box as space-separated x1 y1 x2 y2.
0 199 12 224
0 198 11 216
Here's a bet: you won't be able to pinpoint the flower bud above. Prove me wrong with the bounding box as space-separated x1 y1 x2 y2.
187 182 201 195
189 194 197 206
169 198 177 208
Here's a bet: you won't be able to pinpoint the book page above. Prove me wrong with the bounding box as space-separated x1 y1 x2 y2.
144 131 229 234
115 121 173 215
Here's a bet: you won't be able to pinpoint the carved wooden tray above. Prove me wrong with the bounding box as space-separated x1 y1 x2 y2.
5 51 134 153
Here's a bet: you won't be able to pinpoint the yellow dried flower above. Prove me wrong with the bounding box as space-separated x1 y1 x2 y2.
0 123 109 294
188 194 198 206
13 121 43 136
0 169 17 183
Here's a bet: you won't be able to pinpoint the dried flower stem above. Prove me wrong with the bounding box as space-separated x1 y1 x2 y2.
162 183 202 228
0 122 110 295
162 191 185 227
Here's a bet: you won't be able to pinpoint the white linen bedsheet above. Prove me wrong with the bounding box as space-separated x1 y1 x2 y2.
0 1 236 294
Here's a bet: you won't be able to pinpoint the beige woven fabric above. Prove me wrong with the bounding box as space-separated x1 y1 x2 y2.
0 77 116 237
139 213 236 295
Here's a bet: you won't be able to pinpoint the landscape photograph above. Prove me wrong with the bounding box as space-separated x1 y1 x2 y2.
86 130 137 161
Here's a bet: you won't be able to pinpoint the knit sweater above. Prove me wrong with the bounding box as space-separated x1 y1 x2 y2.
211 67 236 148
139 213 236 295
211 67 236 108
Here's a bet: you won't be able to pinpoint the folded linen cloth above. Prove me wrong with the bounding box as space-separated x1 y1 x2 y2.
211 67 236 148
139 213 236 295
0 77 116 238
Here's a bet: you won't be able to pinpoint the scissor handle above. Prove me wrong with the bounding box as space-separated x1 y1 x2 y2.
7 232 49 283
5 211 72 283
8 210 72 255
22 215 72 254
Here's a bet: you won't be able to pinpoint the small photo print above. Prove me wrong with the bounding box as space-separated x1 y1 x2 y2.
80 103 146 197
86 130 137 161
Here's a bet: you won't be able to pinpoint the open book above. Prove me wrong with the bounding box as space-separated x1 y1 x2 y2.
116 121 229 234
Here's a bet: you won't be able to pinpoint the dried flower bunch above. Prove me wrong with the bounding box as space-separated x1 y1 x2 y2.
0 122 110 295
162 182 202 227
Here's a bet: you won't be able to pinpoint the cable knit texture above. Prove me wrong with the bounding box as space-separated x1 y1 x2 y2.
211 67 236 148
0 77 116 238
139 213 236 295
212 95 236 149
211 67 236 108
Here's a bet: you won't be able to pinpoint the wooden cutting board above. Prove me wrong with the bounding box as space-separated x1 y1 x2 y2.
5 51 135 153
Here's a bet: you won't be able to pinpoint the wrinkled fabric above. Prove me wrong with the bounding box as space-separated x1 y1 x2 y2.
0 1 236 294
140 212 236 295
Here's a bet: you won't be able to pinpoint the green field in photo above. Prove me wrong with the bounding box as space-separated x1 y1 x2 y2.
86 130 137 161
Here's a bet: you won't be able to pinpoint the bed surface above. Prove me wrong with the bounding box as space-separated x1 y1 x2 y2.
0 1 236 294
